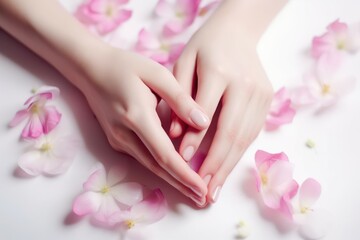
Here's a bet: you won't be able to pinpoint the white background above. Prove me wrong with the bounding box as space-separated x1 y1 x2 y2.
1 0 360 239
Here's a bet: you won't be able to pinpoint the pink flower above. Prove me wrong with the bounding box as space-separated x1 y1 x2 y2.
18 132 79 176
312 19 360 59
135 28 185 66
72 165 143 225
75 0 132 35
291 53 356 108
254 150 296 209
265 87 296 131
155 0 201 37
9 86 62 139
109 188 167 229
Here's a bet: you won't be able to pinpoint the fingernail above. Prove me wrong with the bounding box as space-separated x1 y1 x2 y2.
182 146 195 161
203 175 212 186
190 186 203 198
190 109 209 128
211 186 222 203
190 195 206 206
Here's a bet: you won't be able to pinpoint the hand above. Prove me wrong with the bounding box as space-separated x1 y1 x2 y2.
80 47 210 206
170 4 274 204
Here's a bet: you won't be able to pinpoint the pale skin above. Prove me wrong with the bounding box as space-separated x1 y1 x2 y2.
0 0 287 206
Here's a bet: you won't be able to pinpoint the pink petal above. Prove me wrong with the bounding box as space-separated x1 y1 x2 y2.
43 106 62 134
73 191 102 216
198 1 219 16
311 33 334 59
290 86 317 106
332 76 357 97
96 9 132 35
129 189 167 225
135 28 161 51
24 86 59 105
155 0 173 17
163 20 185 37
83 167 107 191
21 115 44 139
111 182 143 206
17 150 44 176
9 109 29 127
255 150 289 172
327 19 348 33
107 165 127 187
267 160 294 189
299 178 321 209
279 180 299 219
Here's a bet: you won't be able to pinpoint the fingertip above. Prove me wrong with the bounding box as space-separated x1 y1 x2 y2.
189 108 210 129
169 119 183 138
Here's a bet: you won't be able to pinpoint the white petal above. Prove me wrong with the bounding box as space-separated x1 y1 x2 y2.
18 150 44 176
111 182 143 206
93 195 121 224
83 167 107 191
298 209 331 240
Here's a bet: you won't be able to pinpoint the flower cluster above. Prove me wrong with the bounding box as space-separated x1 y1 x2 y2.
291 19 359 110
254 150 326 240
72 165 167 231
9 86 79 176
74 0 219 68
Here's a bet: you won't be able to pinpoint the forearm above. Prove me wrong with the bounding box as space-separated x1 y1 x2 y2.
212 0 288 44
0 0 106 90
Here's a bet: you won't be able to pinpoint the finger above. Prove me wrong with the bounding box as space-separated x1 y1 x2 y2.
125 132 206 207
130 109 208 200
204 90 269 203
139 58 210 130
169 51 197 138
179 73 226 161
197 86 252 199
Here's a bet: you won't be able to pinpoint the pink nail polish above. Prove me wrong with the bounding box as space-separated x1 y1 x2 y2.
211 186 221 203
190 109 209 128
182 146 195 161
190 195 206 206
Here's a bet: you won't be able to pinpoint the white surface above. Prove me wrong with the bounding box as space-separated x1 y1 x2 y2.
1 0 360 240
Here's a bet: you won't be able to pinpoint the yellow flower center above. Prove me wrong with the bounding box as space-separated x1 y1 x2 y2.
321 84 331 95
160 43 170 52
175 11 184 18
261 174 268 186
337 41 346 50
105 5 115 17
125 219 136 229
30 104 40 114
100 185 110 195
300 206 313 214
40 142 52 152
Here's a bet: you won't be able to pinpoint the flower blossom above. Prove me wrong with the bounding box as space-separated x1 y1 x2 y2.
135 28 185 67
312 19 360 59
254 150 297 209
155 0 201 37
9 86 61 139
291 53 356 108
72 165 143 225
109 188 167 229
265 87 296 131
75 0 132 35
17 132 79 176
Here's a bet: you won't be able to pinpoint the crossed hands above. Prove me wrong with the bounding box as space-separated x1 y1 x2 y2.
81 12 273 207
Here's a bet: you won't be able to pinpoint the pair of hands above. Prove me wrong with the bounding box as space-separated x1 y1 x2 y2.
82 12 273 207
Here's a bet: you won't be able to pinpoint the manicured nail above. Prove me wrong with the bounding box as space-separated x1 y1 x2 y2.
190 109 209 128
190 195 206 207
211 186 222 203
203 175 212 186
182 146 195 161
190 186 203 198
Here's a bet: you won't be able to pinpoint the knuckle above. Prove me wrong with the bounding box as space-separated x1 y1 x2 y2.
121 107 143 128
107 134 128 153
